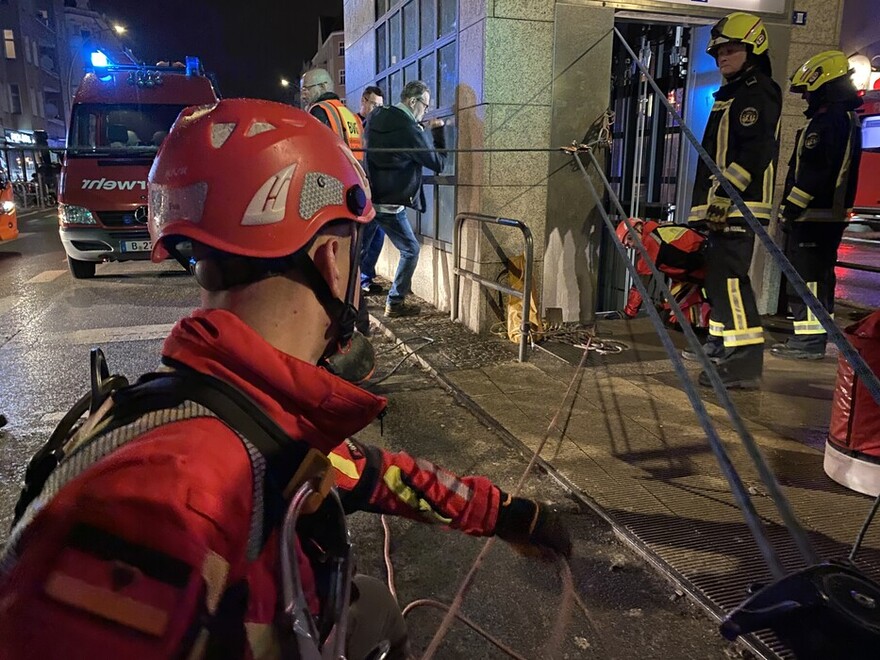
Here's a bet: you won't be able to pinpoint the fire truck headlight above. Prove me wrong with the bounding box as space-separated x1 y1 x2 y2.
1 201 14 214
59 204 97 226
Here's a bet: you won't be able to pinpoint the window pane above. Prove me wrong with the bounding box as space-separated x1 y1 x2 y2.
375 0 389 19
437 42 456 109
377 77 389 101
419 52 436 101
389 11 402 66
437 185 455 243
376 23 387 73
419 0 436 48
438 0 457 37
438 119 455 175
404 62 418 88
403 1 418 59
405 207 419 236
390 69 403 104
420 184 436 238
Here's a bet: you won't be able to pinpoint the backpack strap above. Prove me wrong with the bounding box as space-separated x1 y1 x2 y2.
8 362 325 566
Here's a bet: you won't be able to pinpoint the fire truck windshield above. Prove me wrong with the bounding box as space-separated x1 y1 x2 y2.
68 103 188 155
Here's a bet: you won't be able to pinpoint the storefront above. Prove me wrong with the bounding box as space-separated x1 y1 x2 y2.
344 0 843 331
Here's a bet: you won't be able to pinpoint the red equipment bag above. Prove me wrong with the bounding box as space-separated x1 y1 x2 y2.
825 311 880 495
0 352 317 659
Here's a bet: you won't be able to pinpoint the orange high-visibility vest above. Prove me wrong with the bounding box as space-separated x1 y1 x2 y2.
312 99 364 162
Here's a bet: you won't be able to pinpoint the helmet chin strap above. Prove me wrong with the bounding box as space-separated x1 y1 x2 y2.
165 226 365 363
290 226 364 362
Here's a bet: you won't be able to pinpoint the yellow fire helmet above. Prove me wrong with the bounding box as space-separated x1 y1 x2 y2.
790 50 851 93
707 12 769 57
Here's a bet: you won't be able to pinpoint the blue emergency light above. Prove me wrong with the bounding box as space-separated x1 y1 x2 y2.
90 50 110 67
185 56 201 76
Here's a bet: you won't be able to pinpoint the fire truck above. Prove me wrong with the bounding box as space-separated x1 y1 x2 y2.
59 53 218 278
852 89 880 230
0 173 16 242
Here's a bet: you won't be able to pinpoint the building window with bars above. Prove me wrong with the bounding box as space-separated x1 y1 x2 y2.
372 0 458 245
4 30 16 59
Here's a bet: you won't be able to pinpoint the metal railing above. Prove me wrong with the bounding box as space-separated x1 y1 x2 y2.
451 212 534 362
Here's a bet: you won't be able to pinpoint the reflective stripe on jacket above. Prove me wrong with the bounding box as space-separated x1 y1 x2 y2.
689 68 782 226
782 102 862 222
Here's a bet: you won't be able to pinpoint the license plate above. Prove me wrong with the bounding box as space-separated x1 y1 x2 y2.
120 240 152 253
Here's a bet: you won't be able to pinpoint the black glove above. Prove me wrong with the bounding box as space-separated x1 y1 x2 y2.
494 492 572 559
705 193 732 231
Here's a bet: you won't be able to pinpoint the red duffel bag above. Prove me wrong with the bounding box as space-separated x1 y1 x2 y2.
825 311 880 496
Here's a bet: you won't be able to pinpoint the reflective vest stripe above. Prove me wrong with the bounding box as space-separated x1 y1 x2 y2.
315 99 364 161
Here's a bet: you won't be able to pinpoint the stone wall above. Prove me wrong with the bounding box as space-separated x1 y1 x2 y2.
344 0 848 331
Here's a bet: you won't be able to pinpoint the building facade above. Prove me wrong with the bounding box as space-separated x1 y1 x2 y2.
0 0 71 163
311 24 347 103
344 0 849 333
63 0 127 109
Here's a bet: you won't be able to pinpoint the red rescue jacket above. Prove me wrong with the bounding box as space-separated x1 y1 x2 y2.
624 221 706 317
160 309 502 654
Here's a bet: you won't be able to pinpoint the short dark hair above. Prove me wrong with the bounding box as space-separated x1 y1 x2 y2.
401 80 429 103
363 85 384 99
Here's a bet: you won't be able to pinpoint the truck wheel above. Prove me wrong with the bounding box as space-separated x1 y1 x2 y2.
68 256 96 279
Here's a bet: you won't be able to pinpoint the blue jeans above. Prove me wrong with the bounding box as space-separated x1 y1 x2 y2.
360 210 420 306
360 227 385 288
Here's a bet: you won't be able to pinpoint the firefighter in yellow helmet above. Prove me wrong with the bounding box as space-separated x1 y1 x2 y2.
771 51 863 360
684 12 782 389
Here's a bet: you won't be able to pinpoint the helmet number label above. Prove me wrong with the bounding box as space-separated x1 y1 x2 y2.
739 107 759 127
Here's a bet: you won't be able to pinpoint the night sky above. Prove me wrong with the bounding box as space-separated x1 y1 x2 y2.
87 0 343 101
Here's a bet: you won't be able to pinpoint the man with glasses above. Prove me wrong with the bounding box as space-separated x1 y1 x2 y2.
363 80 446 317
357 86 387 301
300 68 364 164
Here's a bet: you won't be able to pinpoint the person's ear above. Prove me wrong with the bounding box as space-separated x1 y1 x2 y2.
311 238 345 300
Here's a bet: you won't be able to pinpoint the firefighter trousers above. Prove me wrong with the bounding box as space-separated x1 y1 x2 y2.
704 229 764 374
784 221 846 350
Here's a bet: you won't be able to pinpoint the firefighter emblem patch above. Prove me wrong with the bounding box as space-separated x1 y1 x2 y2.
804 132 820 149
739 107 759 127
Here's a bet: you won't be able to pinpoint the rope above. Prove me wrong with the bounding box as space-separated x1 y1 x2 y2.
369 337 435 385
420 343 593 659
489 321 628 354
572 151 791 578
613 26 880 440
850 492 880 563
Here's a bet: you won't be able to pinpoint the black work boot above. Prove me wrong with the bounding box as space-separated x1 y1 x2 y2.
698 344 763 390
682 335 728 364
770 339 826 361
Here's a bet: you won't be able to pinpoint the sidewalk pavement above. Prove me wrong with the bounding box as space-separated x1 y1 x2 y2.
366 287 880 658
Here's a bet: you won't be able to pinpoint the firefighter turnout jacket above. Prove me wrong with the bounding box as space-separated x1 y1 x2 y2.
782 99 863 222
308 93 365 162
689 68 782 226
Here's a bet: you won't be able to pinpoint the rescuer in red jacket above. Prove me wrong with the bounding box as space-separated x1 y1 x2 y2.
616 218 707 321
146 99 571 658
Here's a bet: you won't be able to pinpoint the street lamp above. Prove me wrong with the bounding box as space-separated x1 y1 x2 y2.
280 78 290 88
113 24 126 35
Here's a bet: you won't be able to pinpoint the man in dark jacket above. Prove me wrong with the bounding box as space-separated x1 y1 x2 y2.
364 80 447 317
358 85 386 297
771 51 863 360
